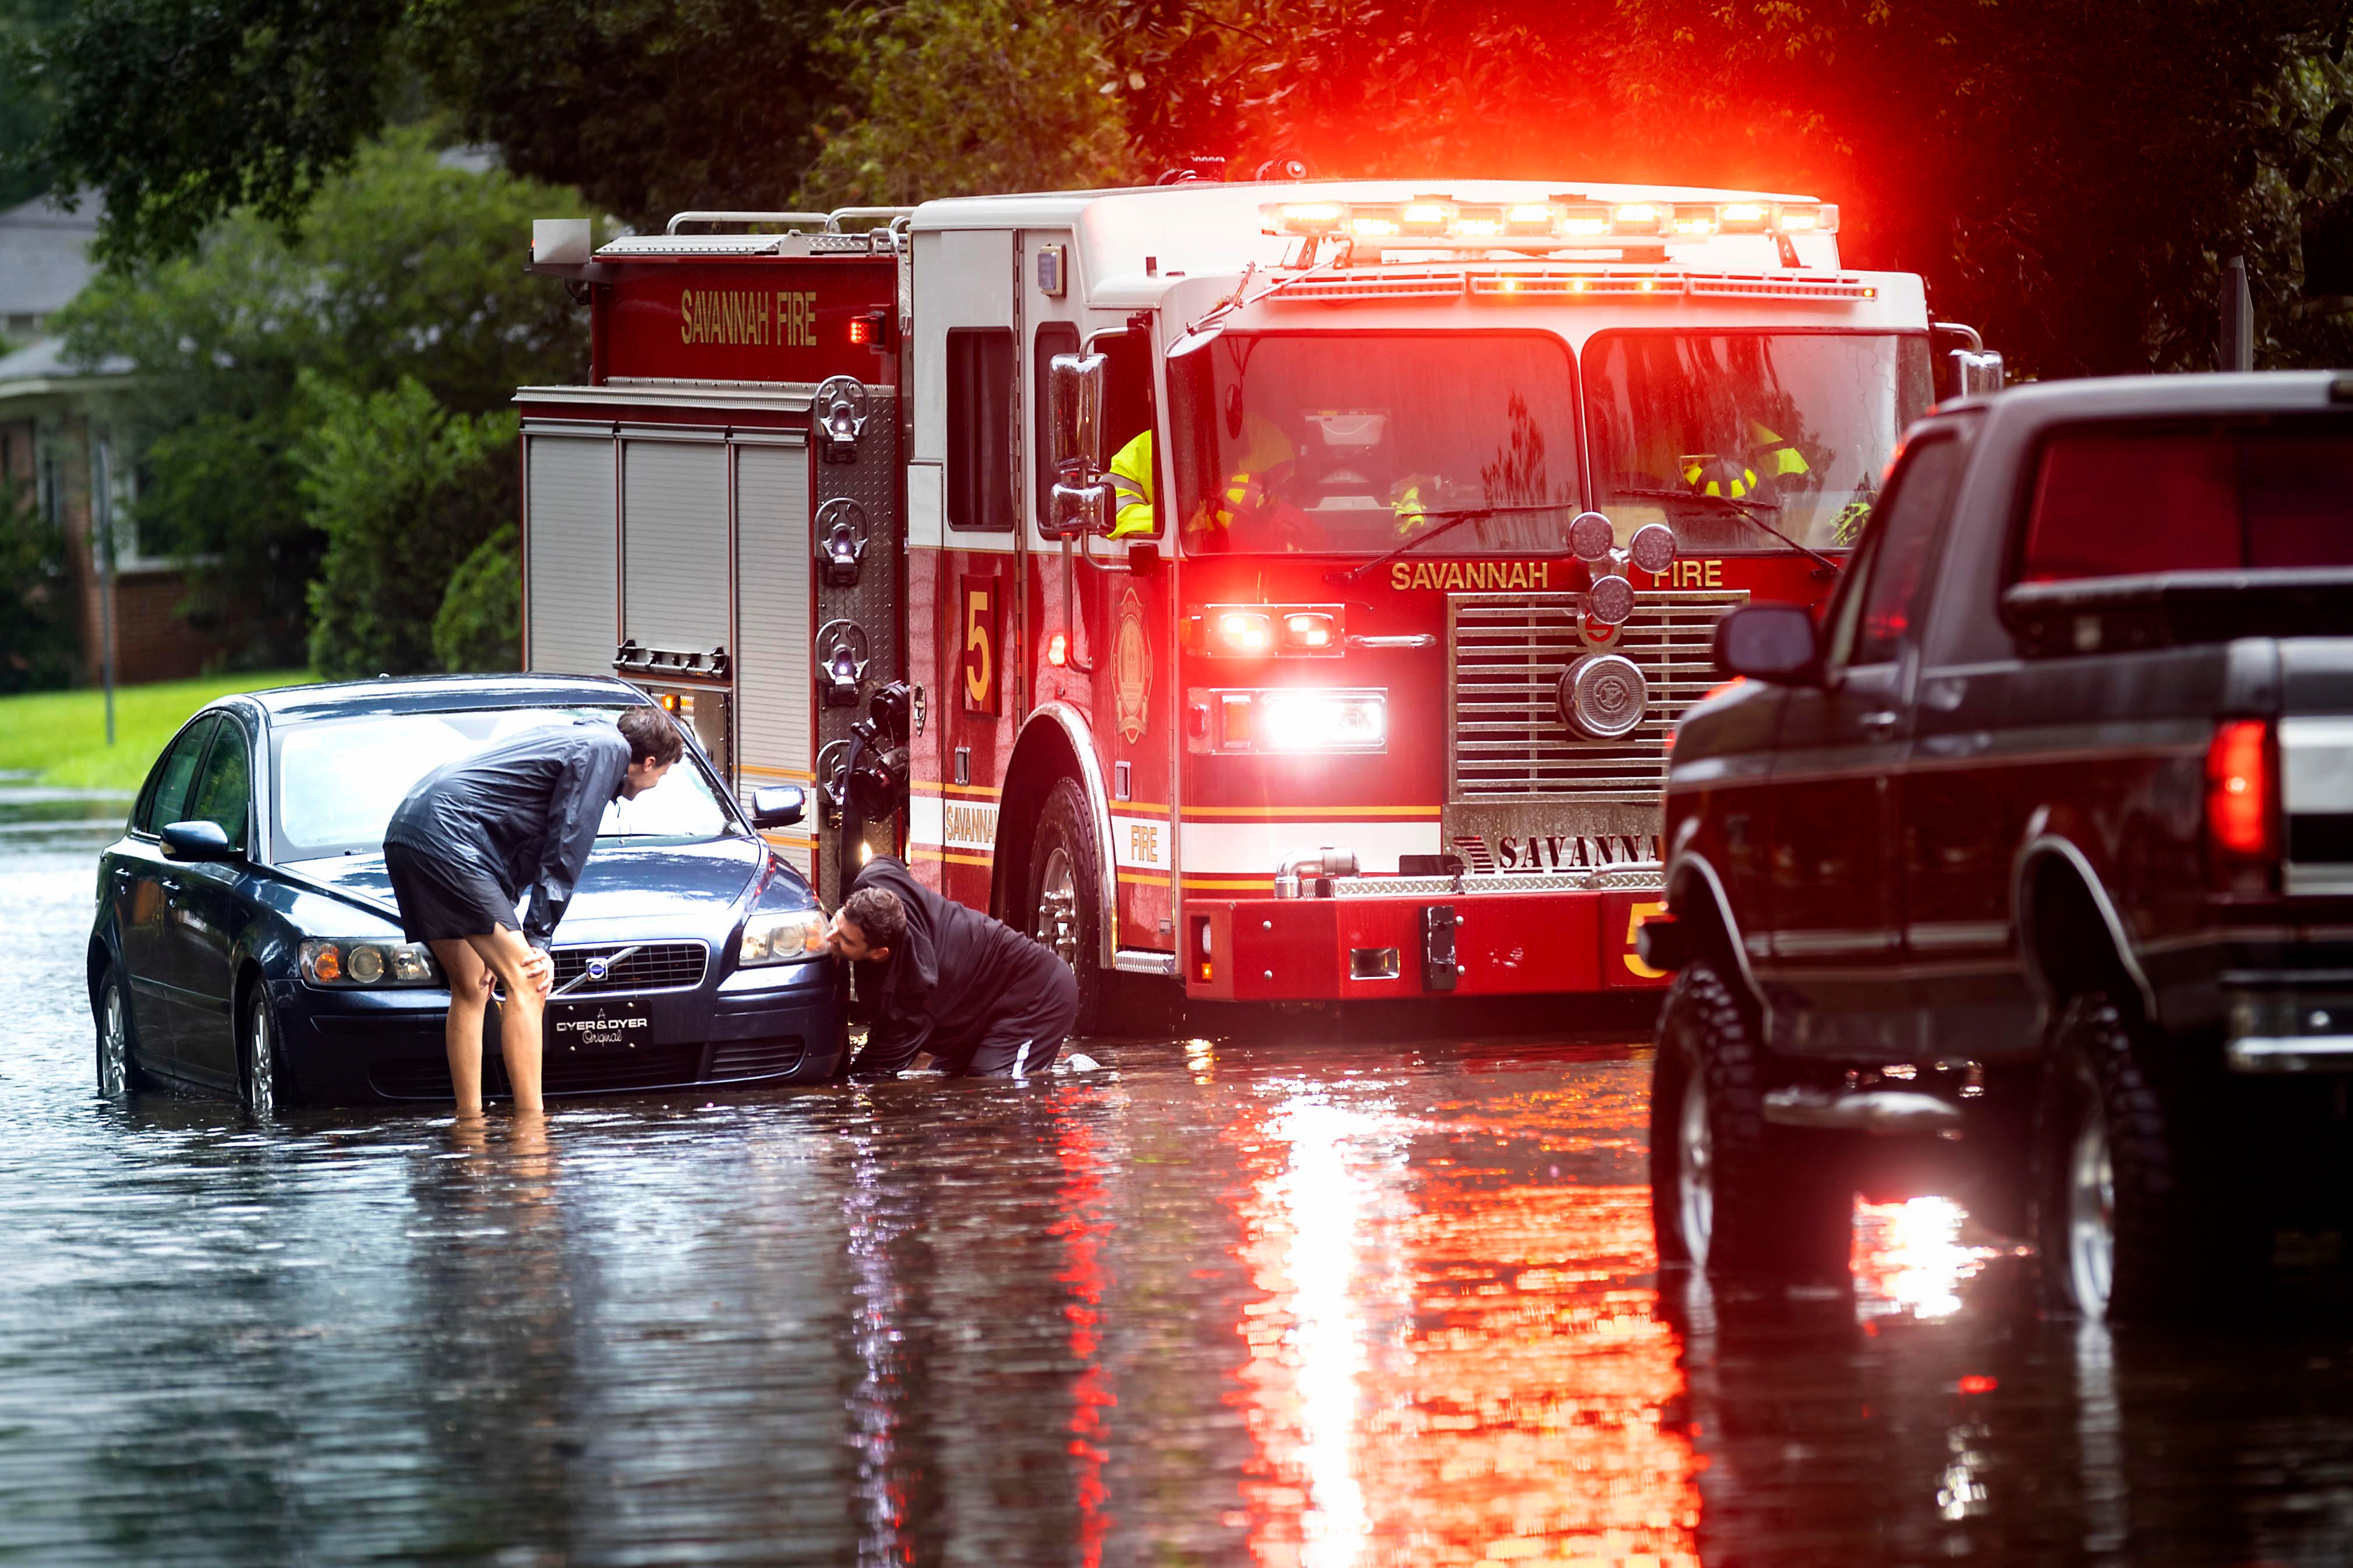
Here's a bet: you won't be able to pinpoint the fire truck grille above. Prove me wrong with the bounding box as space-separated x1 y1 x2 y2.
1449 590 1749 801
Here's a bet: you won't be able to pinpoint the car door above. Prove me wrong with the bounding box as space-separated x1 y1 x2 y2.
1757 433 1965 1057
161 714 257 1084
112 716 217 1069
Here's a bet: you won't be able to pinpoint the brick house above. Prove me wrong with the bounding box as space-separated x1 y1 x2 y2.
0 194 221 685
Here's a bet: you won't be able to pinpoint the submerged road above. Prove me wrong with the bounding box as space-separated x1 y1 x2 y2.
3 799 2352 1565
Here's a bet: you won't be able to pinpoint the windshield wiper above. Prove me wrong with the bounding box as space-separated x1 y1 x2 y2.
1611 486 1843 577
1329 502 1584 584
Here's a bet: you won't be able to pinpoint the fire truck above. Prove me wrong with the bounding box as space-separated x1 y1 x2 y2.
518 180 2001 1029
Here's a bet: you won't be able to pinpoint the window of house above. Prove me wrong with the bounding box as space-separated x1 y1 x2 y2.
947 328 1015 532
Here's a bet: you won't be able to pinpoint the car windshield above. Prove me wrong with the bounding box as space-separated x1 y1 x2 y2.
1167 332 1582 555
1584 331 1934 553
271 706 736 861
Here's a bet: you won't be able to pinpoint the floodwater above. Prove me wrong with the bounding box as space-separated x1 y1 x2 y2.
7 794 2353 1566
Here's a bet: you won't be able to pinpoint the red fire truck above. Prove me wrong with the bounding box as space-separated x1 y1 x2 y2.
518 180 2001 1028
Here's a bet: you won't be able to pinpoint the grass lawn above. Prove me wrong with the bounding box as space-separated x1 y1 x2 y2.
0 672 311 794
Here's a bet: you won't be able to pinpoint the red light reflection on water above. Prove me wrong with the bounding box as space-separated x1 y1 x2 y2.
1054 1117 1115 1568
1224 1098 1698 1567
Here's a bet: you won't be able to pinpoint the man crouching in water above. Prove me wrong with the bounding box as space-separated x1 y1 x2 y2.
825 856 1078 1079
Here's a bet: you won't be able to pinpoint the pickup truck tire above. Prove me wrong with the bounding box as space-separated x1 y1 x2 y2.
1651 961 1853 1283
2034 990 2239 1321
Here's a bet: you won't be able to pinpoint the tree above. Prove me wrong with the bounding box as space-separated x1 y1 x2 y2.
1100 0 2353 378
797 0 1134 208
0 0 73 209
54 129 587 665
433 522 520 673
0 468 73 692
296 374 518 680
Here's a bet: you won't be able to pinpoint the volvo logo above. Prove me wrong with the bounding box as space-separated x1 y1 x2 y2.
585 957 610 981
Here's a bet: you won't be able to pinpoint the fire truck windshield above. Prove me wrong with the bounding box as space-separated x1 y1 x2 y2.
1584 331 1934 553
1168 332 1581 555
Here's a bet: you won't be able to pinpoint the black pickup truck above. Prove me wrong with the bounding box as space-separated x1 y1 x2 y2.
1640 371 2353 1320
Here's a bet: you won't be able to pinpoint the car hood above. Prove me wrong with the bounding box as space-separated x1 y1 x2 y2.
282 837 773 942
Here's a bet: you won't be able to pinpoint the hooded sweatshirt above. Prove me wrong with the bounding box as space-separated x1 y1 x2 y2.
847 856 1069 1063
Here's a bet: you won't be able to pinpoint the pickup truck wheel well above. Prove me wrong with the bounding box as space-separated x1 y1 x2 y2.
2020 853 2151 1020
1665 858 1764 1013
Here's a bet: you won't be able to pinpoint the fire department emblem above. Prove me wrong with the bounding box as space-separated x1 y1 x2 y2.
1113 587 1152 744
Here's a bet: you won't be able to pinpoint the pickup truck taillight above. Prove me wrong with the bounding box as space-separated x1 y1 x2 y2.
2206 718 2277 891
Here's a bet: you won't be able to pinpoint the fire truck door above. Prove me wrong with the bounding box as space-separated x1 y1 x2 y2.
913 225 1017 911
735 433 816 878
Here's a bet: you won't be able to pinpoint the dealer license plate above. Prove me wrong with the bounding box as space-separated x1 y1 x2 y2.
547 999 652 1052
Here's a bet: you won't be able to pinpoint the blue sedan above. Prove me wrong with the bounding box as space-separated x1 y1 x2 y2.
86 674 846 1109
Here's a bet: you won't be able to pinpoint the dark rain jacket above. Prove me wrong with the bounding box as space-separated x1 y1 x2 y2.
384 721 631 947
847 856 1069 1071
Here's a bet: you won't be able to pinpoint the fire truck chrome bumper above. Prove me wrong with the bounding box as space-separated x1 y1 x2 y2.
1320 863 1665 898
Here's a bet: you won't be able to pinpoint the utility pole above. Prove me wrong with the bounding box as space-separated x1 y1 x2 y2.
2221 256 2255 373
92 431 115 746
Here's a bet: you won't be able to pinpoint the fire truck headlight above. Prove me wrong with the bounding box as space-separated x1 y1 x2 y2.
1280 611 1336 652
1258 691 1387 753
1214 610 1275 654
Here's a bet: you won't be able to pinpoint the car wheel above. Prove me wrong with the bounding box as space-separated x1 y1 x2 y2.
241 983 295 1115
1649 960 1852 1283
1022 777 1104 1035
95 967 146 1098
2033 990 2242 1321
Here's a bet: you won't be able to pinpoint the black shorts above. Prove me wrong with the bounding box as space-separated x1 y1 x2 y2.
383 841 519 944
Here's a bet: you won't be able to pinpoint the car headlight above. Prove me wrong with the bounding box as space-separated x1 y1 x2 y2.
740 908 829 967
299 938 440 987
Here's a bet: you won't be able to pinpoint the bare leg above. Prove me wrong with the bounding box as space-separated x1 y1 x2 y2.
466 925 551 1114
429 938 494 1116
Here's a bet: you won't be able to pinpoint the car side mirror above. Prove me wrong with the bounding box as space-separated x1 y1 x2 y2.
160 820 238 862
750 785 807 829
1714 602 1822 685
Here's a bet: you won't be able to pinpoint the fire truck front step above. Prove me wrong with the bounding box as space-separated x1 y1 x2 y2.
1184 889 1672 1001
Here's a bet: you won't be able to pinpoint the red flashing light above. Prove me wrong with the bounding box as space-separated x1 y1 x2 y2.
1958 1375 1998 1396
847 317 872 346
2206 718 2273 859
1047 631 1070 667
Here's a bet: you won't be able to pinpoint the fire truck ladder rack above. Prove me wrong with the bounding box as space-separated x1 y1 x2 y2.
1316 865 1667 899
598 208 917 258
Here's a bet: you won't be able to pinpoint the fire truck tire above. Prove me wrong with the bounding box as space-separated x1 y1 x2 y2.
1022 777 1104 1036
1649 961 1853 1284
2032 990 2254 1322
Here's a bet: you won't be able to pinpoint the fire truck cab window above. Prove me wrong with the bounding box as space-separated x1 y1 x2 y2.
2020 420 2353 580
1585 331 1933 554
947 328 1016 532
1167 332 1578 555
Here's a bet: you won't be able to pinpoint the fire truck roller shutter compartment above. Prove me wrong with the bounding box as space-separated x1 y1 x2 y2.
622 438 731 661
525 437 618 677
735 437 817 877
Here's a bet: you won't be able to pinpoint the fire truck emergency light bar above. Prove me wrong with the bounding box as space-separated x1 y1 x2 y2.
1266 198 1838 243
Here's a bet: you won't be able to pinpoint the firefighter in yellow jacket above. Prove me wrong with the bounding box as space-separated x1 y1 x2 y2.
1109 415 1302 546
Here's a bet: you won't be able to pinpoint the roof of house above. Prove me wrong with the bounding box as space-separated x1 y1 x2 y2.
0 194 101 318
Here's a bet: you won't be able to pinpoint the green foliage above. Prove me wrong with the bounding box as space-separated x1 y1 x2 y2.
1102 0 2353 378
432 522 520 674
0 0 72 208
798 0 1134 208
0 470 74 692
17 0 405 263
298 374 518 680
55 129 585 667
408 0 843 233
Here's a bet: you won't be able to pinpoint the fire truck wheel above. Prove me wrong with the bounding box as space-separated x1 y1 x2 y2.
1649 961 1853 1285
1024 777 1104 1035
2032 990 2253 1322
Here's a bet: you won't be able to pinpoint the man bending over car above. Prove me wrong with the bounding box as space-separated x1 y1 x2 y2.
384 706 681 1114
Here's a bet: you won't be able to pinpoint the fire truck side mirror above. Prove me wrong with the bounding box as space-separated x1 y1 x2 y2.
1045 351 1113 540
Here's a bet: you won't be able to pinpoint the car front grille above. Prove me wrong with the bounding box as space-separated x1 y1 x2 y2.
1449 590 1747 802
709 1036 809 1080
551 941 709 994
